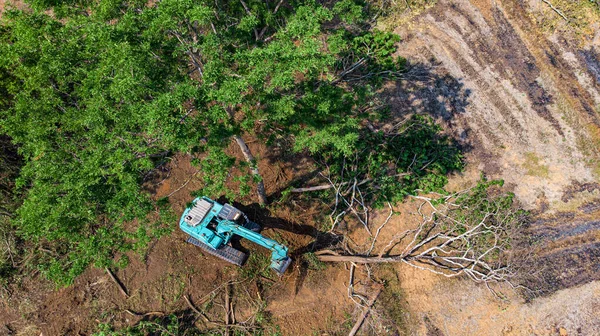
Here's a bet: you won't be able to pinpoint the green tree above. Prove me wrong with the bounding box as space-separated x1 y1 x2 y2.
0 0 439 285
149 0 399 204
0 4 199 284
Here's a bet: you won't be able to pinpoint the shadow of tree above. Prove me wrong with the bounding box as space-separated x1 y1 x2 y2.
264 60 473 194
250 61 473 292
384 60 472 141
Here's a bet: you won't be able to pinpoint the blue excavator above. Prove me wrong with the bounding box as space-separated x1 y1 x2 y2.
179 196 292 275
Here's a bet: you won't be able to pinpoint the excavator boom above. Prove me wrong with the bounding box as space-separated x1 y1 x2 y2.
216 222 292 275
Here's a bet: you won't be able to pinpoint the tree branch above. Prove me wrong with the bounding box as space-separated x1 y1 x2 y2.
233 135 267 205
540 0 569 22
105 267 129 298
348 286 383 336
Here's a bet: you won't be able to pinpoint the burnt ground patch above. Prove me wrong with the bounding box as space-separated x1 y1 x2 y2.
520 205 600 296
579 48 600 85
489 7 562 135
522 242 600 296
561 181 600 202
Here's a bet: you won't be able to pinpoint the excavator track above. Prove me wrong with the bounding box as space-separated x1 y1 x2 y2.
186 236 247 266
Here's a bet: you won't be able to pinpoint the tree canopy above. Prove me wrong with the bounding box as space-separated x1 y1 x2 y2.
0 0 459 284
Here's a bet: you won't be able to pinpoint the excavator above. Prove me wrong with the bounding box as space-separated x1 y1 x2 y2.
179 196 292 275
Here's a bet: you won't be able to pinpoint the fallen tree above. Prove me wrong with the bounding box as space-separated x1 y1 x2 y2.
316 178 527 285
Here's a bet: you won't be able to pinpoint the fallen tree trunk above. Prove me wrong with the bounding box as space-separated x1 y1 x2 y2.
290 178 373 193
105 267 129 298
316 254 399 264
233 135 267 205
225 106 268 206
290 173 408 193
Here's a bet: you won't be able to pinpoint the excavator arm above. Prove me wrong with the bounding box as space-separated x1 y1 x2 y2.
217 221 292 275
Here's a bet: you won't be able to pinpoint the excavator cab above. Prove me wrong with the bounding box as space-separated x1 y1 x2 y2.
179 197 292 275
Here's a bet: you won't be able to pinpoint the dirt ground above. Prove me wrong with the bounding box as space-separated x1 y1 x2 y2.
395 261 600 336
372 0 600 334
2 0 600 335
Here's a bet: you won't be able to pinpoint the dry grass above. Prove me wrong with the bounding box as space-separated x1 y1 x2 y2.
523 152 550 178
374 0 439 31
529 0 600 40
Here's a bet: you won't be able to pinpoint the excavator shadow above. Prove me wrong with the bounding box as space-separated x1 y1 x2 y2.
225 199 342 293
228 201 342 251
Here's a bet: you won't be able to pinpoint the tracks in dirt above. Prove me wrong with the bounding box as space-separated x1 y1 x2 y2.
388 0 600 293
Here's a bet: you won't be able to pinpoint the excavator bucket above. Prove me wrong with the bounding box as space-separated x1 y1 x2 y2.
271 257 292 276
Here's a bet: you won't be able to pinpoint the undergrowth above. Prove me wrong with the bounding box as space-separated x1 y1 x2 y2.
373 0 439 30
374 264 409 335
239 249 272 280
95 313 283 336
311 113 463 209
531 0 600 39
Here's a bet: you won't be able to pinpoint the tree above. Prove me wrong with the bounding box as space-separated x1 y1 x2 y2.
0 0 406 284
316 178 527 286
0 4 198 284
151 0 400 204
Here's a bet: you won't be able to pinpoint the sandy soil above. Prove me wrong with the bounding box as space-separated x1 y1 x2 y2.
395 261 600 336
370 0 600 334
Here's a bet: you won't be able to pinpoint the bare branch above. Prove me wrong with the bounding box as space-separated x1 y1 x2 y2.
348 286 383 336
367 202 393 255
540 0 569 22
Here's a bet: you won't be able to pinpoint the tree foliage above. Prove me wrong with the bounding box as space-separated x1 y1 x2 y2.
0 0 449 284
0 2 197 284
319 114 463 208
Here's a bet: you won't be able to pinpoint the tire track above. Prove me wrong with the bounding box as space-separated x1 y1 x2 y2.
390 0 600 292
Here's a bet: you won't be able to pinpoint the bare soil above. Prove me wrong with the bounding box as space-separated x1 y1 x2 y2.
371 0 600 334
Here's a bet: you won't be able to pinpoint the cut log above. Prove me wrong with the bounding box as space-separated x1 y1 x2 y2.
317 254 400 264
105 268 129 298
